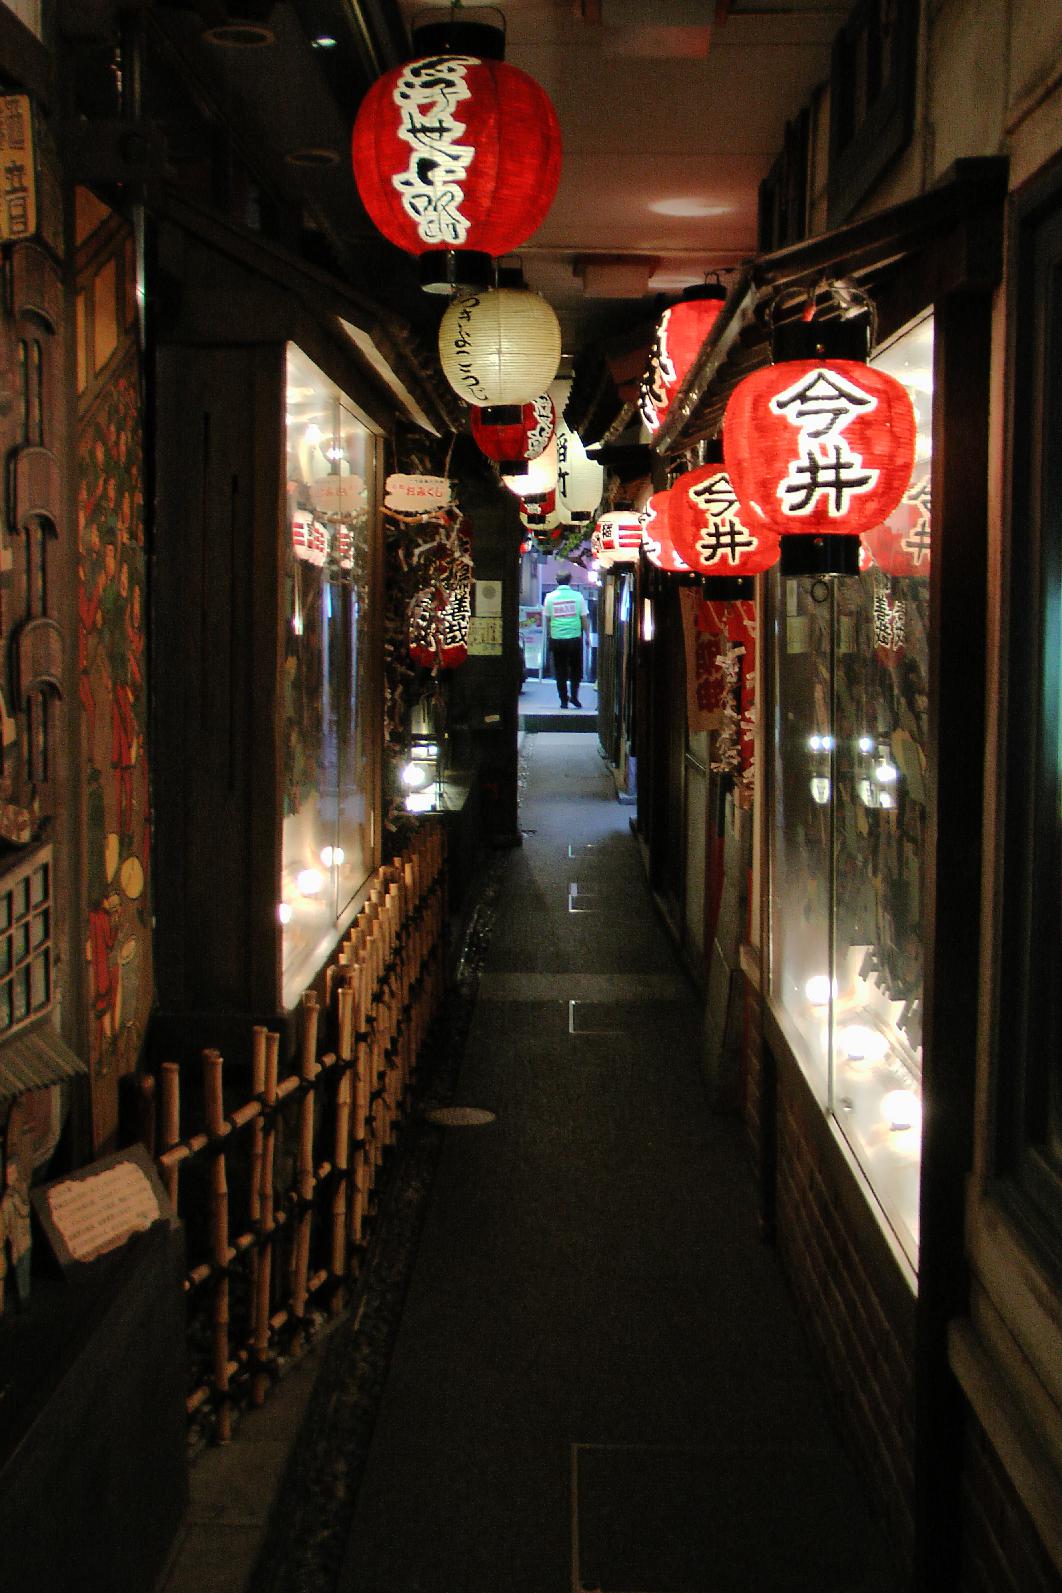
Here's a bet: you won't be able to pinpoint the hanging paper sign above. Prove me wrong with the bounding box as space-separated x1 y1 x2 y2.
873 582 907 667
679 588 726 731
311 473 367 512
0 96 37 243
385 473 452 513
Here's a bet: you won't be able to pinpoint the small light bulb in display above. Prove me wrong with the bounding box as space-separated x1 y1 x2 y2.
277 902 293 925
858 735 874 754
805 975 836 1007
296 868 324 896
878 790 895 810
875 760 898 784
881 1089 922 1134
839 1024 889 1063
401 762 430 790
810 776 831 805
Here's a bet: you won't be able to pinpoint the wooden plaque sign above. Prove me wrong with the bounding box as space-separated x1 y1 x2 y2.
33 1145 176 1272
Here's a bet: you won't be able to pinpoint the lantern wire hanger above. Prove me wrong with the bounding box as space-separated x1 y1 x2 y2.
767 275 879 352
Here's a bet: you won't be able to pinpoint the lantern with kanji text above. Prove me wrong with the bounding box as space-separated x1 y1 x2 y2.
862 469 931 578
669 449 780 598
471 392 555 473
641 489 689 574
723 316 917 576
639 284 726 434
555 419 603 524
439 287 561 413
594 510 642 566
502 435 559 499
351 51 562 294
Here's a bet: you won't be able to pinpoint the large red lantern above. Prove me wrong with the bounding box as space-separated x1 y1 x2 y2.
639 286 726 434
641 490 689 573
862 469 931 578
670 464 780 585
352 54 562 292
723 319 917 576
471 393 554 473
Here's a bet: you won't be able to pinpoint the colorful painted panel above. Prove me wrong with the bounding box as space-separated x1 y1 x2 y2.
77 223 151 1142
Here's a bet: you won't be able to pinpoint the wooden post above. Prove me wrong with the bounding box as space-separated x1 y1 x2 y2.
331 1068 352 1312
203 1048 231 1443
252 1031 279 1406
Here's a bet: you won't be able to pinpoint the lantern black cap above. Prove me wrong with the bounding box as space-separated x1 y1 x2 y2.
703 575 754 600
680 281 727 303
772 312 871 364
411 9 505 60
418 249 493 295
780 535 862 578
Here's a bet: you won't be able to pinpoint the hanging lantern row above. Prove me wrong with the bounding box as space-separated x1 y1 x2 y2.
722 309 917 577
503 434 559 498
471 392 555 473
352 51 562 294
639 284 726 434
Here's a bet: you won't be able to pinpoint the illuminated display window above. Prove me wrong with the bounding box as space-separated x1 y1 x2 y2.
0 844 53 1036
768 312 933 1276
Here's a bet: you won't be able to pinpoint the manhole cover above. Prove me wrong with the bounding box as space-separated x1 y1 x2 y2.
424 1106 496 1127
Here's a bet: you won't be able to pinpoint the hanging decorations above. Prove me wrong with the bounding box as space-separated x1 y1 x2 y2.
501 435 559 498
862 469 931 578
641 489 690 573
438 287 561 412
639 285 726 434
471 392 555 472
406 515 474 670
555 418 604 524
594 510 642 565
723 309 917 576
669 462 780 585
351 53 562 293
872 579 907 669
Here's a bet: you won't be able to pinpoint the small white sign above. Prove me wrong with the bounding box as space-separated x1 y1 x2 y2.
384 473 452 513
476 579 502 616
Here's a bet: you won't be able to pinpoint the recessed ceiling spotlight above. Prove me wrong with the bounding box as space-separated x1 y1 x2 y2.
649 197 729 218
285 147 341 167
311 34 337 48
202 21 274 46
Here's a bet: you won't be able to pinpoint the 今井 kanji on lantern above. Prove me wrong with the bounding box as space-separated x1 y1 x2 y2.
641 489 690 573
723 359 917 543
669 466 780 579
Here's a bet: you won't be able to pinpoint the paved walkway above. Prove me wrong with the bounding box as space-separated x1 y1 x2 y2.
519 676 598 732
338 733 894 1593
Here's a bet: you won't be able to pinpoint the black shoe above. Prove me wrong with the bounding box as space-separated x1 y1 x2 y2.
558 700 568 709
572 697 582 708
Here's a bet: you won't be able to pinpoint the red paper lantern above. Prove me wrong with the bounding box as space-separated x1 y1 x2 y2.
639 288 726 434
862 469 931 578
669 466 781 578
352 55 561 289
723 359 917 543
471 393 555 473
641 490 689 573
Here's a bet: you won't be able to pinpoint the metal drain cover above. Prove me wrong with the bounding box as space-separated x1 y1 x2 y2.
424 1106 496 1127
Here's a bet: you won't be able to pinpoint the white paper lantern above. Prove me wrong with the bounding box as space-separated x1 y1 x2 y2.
520 498 562 532
555 419 603 524
438 287 561 410
502 436 559 498
594 510 642 565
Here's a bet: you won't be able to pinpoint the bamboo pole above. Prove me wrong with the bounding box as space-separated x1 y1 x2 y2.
331 1067 351 1312
252 1031 279 1407
291 992 319 1342
203 1048 231 1443
160 1062 181 1211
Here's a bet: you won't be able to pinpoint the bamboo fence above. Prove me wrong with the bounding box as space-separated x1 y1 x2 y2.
153 824 446 1442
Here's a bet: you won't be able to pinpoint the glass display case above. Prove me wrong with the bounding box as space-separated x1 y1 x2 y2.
281 346 378 1003
768 313 933 1272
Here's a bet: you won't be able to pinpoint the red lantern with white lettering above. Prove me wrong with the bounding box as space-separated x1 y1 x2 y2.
352 53 562 293
639 285 726 434
670 462 780 591
641 490 689 574
471 393 555 473
723 317 916 576
862 469 931 578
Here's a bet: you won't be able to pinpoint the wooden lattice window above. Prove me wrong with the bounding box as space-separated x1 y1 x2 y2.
0 843 53 1035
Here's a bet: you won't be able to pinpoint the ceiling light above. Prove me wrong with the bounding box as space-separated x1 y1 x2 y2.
649 198 729 218
202 21 274 46
311 35 337 48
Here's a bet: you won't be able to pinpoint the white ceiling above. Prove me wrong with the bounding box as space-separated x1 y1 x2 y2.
397 0 849 348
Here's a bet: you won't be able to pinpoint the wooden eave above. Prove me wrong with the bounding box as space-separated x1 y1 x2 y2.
656 157 1009 457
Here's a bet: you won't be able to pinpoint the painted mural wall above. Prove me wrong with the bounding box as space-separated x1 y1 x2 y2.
75 191 152 1149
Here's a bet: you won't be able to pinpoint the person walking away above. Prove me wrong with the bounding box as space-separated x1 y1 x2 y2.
543 566 590 708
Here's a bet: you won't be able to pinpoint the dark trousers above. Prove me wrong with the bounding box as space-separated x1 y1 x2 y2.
551 636 583 705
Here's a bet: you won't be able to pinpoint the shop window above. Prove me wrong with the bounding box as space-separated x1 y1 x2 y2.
0 845 53 1036
281 345 377 1004
996 161 1062 1246
769 312 933 1275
